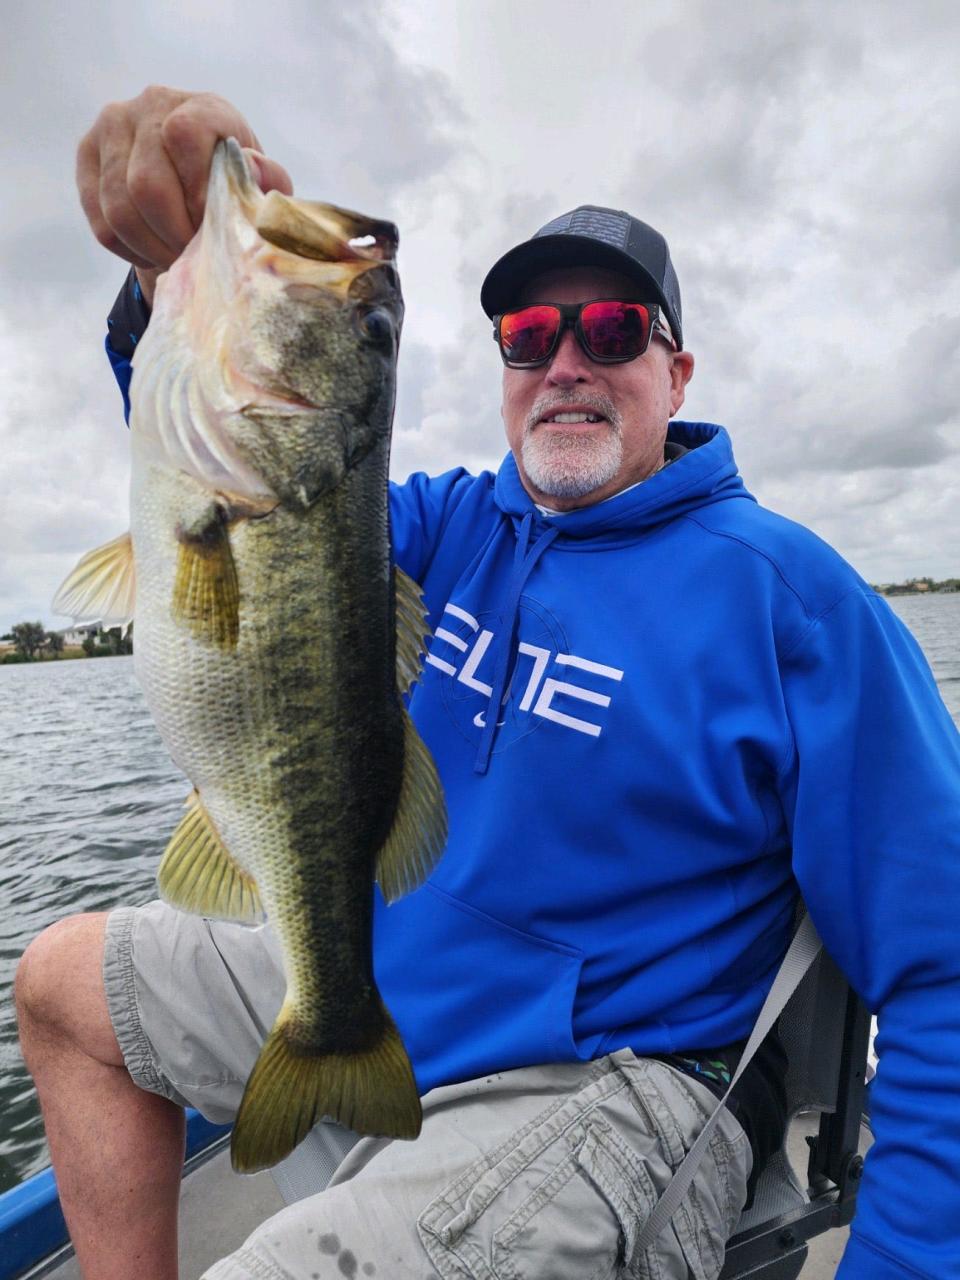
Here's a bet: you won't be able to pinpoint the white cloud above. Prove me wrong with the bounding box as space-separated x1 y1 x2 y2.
1 0 958 631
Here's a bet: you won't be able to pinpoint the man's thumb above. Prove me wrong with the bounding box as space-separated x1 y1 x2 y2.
244 149 294 197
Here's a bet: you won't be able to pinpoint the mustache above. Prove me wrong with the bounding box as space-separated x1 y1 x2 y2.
524 390 621 435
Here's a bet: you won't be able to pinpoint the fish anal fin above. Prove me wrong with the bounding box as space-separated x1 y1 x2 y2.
157 790 264 924
172 513 240 649
395 566 428 696
52 532 136 623
376 709 447 904
231 998 421 1172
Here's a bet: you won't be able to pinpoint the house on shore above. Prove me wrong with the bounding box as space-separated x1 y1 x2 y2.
60 621 106 645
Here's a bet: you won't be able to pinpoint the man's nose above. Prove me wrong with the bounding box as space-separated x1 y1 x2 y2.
545 327 594 386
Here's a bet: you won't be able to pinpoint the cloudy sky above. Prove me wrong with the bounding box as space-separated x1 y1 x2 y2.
2 0 958 631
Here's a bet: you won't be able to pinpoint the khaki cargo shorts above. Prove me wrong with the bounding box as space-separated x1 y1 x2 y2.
105 901 752 1280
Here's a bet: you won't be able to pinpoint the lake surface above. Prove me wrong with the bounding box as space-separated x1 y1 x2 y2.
1 593 958 1189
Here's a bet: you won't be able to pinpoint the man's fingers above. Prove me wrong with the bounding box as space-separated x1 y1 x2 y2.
78 88 287 272
100 134 179 271
127 122 197 258
161 94 260 227
77 115 167 271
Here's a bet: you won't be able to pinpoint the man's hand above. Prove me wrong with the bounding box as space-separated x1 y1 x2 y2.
77 85 293 305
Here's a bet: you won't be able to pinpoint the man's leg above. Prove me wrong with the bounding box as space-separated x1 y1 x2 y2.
16 913 185 1280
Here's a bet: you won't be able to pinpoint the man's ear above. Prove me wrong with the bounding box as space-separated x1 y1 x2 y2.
669 350 695 415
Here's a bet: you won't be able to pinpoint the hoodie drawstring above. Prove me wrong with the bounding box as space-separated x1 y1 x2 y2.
473 512 559 775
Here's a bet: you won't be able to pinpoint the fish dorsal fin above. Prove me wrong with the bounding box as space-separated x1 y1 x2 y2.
52 532 136 623
376 709 447 903
395 566 428 696
157 790 264 924
173 516 240 649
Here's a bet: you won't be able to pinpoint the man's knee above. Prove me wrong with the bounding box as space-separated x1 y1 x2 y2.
16 912 122 1066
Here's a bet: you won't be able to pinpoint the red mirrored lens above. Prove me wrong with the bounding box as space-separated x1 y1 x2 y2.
499 306 561 365
579 301 652 360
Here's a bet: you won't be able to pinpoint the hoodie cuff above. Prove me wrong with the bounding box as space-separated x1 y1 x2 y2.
106 266 151 361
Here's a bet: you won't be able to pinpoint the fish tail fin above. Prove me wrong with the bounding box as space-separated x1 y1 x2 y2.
230 1000 421 1173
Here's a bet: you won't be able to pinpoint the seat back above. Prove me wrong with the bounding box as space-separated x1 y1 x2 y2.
720 919 871 1279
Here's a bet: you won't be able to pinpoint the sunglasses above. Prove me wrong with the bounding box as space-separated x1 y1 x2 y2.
493 299 675 368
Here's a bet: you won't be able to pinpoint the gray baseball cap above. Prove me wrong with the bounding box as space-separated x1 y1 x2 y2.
480 205 683 349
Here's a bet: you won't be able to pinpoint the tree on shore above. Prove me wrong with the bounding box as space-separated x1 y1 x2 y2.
104 625 133 656
45 631 65 658
11 621 47 660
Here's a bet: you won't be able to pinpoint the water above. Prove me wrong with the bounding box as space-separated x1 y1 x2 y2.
0 657 186 1190
0 596 958 1190
887 593 960 720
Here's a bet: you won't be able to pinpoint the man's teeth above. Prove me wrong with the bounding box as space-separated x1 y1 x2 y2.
547 413 603 424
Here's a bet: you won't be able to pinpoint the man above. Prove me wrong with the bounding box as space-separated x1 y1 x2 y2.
16 87 960 1280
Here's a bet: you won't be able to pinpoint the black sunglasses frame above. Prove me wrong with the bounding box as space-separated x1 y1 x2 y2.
492 298 666 369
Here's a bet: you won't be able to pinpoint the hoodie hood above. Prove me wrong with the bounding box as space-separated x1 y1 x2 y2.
493 421 753 546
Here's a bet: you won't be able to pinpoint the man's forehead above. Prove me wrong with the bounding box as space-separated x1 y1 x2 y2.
517 265 648 305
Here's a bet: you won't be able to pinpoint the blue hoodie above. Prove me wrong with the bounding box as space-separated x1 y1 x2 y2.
109 315 960 1276
376 424 960 1280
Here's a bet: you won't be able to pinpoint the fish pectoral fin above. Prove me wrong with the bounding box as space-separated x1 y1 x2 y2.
157 790 264 924
52 531 136 623
395 566 428 696
376 709 448 903
172 511 240 648
231 998 421 1172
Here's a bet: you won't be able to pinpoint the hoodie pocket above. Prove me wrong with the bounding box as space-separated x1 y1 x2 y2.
376 882 586 1087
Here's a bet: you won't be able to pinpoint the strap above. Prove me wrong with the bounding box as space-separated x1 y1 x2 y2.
634 911 823 1252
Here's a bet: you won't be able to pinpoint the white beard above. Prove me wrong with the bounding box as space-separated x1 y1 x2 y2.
520 391 623 499
521 425 623 499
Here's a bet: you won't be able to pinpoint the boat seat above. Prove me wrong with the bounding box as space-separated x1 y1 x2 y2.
270 1118 359 1205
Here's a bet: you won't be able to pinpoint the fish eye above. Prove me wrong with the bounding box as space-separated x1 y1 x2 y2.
358 307 395 347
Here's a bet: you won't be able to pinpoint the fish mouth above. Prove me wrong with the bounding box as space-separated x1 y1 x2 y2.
256 191 398 267
251 181 402 315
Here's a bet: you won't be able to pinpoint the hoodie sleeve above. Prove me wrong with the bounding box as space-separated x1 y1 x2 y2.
779 586 960 1279
106 267 151 424
389 468 481 583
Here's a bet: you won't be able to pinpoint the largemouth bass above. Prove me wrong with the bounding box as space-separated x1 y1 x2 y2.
54 139 447 1173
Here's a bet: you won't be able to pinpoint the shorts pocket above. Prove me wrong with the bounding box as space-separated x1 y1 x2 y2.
418 1094 635 1279
572 1118 658 1271
417 1054 750 1280
623 1060 752 1280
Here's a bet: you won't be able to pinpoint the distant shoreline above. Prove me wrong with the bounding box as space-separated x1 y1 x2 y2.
873 580 959 596
0 646 130 666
